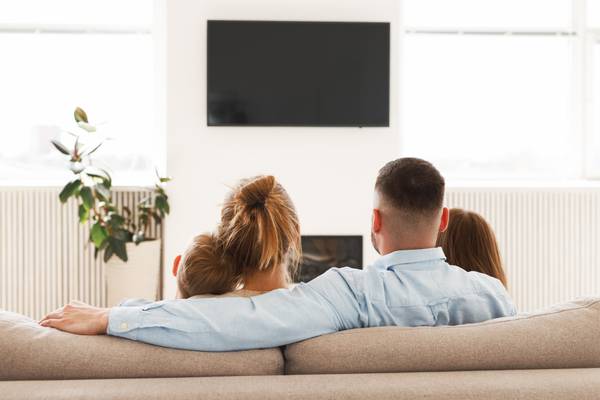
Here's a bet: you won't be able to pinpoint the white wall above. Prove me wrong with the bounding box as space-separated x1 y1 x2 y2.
159 0 401 297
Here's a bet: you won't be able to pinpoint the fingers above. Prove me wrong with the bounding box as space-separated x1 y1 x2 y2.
39 301 87 323
39 306 65 324
39 318 64 330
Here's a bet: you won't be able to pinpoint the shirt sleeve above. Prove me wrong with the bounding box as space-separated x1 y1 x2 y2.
107 268 362 351
118 298 155 307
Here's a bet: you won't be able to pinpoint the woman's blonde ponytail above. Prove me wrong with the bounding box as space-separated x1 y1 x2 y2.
219 175 301 282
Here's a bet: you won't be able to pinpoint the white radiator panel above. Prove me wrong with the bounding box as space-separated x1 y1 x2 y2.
446 187 600 312
0 188 161 320
1 186 599 319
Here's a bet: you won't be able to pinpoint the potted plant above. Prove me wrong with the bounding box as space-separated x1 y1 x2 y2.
51 107 170 305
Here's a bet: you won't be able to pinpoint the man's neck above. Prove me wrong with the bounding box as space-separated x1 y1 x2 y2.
379 240 437 256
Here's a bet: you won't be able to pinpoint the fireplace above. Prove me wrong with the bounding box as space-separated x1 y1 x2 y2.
297 235 363 283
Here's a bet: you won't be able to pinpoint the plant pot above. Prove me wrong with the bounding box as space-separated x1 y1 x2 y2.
105 240 161 307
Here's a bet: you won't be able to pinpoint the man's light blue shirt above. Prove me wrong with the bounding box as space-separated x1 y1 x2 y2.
108 247 516 351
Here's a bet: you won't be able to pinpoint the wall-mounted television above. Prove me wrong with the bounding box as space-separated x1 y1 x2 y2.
207 20 390 127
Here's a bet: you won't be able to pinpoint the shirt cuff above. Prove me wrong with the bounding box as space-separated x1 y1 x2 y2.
107 306 146 339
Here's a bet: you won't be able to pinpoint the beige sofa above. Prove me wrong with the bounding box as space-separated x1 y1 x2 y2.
2 298 600 399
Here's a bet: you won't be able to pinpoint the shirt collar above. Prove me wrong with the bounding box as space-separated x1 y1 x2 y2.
370 247 446 271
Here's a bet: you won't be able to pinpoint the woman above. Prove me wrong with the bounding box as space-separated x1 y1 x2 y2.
436 208 508 288
173 174 301 298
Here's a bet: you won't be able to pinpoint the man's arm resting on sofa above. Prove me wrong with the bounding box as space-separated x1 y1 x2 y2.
39 270 361 351
39 301 111 335
107 287 344 351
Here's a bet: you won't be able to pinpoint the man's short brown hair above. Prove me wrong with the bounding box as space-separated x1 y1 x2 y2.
375 158 445 216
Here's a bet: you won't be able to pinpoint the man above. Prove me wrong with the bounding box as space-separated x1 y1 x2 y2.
40 158 516 351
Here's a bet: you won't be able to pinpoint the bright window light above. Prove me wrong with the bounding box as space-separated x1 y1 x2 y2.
0 1 156 185
403 0 573 30
402 34 577 179
0 0 152 26
589 0 600 27
401 0 600 181
590 42 600 176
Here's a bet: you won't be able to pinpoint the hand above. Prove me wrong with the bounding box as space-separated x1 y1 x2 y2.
40 301 109 335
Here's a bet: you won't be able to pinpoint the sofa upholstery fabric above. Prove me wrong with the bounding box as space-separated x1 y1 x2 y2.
285 298 600 374
2 369 600 400
0 311 284 380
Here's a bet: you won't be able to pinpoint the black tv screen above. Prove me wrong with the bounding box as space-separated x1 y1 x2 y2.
207 20 390 127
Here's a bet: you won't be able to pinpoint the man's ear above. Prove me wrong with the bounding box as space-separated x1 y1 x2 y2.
439 207 449 233
372 209 382 233
172 254 182 277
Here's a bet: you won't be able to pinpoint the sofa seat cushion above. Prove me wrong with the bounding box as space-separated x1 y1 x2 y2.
0 311 284 380
285 297 600 374
2 369 600 400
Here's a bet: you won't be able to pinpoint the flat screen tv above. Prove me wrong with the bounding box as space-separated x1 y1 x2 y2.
207 20 390 127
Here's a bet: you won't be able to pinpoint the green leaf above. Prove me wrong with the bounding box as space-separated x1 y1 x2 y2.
108 214 126 229
73 136 81 153
94 241 108 259
155 195 170 215
85 167 112 188
78 121 97 132
78 204 89 223
59 179 82 203
80 186 94 210
109 237 128 262
103 246 114 262
112 228 130 242
80 142 103 157
159 176 172 183
95 183 111 201
84 166 107 179
138 213 149 228
51 139 70 155
104 175 112 190
74 107 88 123
90 222 108 248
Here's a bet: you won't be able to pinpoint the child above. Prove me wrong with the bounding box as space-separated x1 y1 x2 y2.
436 208 508 288
172 233 243 298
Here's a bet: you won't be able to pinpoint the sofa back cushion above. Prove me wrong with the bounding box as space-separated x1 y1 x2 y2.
285 297 600 374
0 311 284 380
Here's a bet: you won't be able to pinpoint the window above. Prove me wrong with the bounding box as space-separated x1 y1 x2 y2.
401 0 599 180
0 0 158 185
588 0 600 177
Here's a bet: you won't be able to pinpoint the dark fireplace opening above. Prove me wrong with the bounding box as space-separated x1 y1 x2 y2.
297 235 363 283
